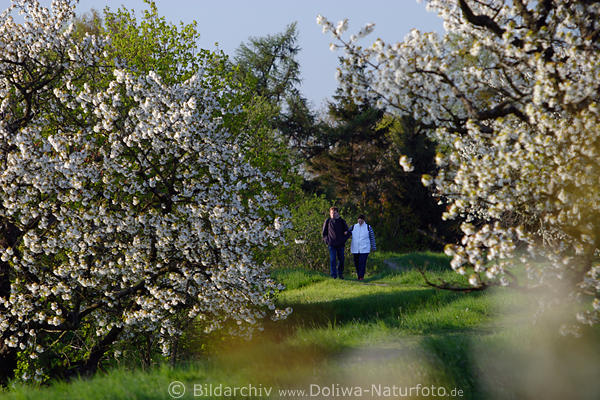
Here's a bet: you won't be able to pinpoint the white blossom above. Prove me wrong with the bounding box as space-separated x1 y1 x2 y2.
319 0 600 326
0 0 291 379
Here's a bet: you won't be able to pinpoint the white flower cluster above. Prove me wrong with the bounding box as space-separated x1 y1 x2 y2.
0 0 291 377
319 0 600 326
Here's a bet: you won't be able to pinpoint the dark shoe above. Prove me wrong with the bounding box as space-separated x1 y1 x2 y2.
339 275 344 280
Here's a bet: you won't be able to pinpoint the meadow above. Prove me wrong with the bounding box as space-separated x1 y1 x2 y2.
2 252 599 399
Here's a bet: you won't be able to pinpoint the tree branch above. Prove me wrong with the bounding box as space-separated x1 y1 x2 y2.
458 0 505 37
418 267 489 293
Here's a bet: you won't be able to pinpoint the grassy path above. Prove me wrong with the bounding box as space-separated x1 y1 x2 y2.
211 253 501 398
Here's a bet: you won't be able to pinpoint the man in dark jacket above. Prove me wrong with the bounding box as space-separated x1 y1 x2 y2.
322 206 350 279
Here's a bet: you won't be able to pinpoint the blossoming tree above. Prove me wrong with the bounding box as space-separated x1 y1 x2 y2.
0 0 290 382
319 0 600 328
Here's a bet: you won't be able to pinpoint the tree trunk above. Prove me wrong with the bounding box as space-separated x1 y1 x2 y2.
0 219 20 385
72 326 123 378
0 343 17 386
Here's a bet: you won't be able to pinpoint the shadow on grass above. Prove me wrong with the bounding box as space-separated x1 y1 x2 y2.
273 288 487 336
419 334 485 399
209 289 492 395
202 263 499 395
369 251 452 274
204 257 492 393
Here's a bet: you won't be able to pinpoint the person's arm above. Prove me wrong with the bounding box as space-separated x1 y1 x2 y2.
368 225 376 251
322 219 329 243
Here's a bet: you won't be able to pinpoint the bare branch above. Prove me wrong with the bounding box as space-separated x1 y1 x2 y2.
418 266 489 293
458 0 505 37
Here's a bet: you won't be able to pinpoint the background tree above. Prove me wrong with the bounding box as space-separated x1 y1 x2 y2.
268 194 344 273
234 23 325 165
235 22 301 104
71 8 102 41
275 93 324 161
102 0 202 85
309 88 458 250
319 0 600 328
309 90 388 204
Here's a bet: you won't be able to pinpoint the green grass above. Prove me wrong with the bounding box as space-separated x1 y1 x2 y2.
270 267 328 290
2 364 208 400
3 252 600 399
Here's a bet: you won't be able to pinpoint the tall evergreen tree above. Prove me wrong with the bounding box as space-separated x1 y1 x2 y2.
234 23 324 171
235 23 301 104
309 91 387 206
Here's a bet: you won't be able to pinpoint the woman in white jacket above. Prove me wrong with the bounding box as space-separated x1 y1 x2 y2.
349 214 376 280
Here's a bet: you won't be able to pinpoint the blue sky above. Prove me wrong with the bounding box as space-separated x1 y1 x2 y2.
4 0 444 109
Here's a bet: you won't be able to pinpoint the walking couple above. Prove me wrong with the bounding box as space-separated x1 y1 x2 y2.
321 206 376 281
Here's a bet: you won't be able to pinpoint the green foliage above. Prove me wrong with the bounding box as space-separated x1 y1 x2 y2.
309 94 388 205
233 23 323 185
71 9 103 41
101 0 248 116
102 0 201 85
13 321 104 384
277 93 324 160
235 22 300 104
268 194 353 272
99 3 309 205
101 0 300 204
238 96 302 203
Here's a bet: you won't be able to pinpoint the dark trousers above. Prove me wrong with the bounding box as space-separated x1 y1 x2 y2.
328 245 345 278
353 253 369 279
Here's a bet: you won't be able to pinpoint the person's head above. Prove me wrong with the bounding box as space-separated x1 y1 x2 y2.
329 206 340 219
358 214 366 225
